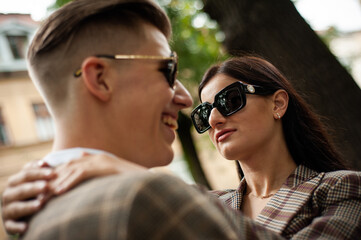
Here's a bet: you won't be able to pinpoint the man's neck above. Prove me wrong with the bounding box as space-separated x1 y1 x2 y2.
43 147 118 167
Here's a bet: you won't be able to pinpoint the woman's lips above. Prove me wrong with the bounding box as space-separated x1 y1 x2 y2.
216 129 236 142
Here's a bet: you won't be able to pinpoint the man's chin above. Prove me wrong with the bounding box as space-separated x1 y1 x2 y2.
157 148 174 167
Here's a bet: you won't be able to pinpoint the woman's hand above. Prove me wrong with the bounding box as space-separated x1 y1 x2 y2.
1 153 146 235
1 161 55 234
50 153 146 195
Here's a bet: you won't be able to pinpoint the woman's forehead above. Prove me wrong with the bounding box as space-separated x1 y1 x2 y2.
201 74 240 101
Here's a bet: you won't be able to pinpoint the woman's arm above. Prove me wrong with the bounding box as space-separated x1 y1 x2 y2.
49 153 146 195
1 153 146 235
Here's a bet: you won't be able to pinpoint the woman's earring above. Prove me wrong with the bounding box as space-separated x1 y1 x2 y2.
276 113 281 119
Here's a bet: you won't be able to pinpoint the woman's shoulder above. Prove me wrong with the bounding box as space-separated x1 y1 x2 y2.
314 169 361 203
321 169 361 184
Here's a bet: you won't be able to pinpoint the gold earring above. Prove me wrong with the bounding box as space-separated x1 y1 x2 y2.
276 113 281 119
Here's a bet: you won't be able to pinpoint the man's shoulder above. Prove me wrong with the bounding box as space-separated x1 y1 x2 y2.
23 173 179 239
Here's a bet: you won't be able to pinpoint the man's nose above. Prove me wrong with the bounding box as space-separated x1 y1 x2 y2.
173 80 193 108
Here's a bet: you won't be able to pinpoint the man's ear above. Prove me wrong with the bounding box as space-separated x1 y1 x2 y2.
272 89 288 119
81 57 112 102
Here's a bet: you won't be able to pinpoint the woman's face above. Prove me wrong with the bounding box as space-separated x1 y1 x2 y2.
200 73 278 161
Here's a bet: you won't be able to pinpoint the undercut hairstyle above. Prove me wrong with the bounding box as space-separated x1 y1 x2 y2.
199 56 348 175
27 0 171 108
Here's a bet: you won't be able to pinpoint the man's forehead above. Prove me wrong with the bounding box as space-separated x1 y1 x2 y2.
134 22 171 56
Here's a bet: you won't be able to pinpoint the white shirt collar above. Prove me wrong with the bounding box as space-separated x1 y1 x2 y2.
43 147 117 167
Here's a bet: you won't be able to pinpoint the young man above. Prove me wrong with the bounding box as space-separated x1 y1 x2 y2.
3 0 278 239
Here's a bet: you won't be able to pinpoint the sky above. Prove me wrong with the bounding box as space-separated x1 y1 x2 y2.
295 0 361 32
0 0 55 21
0 0 361 32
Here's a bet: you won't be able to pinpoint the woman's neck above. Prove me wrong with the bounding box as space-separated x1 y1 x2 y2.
239 140 297 197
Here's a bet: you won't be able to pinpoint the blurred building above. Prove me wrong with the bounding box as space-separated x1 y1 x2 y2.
0 14 55 195
0 14 54 148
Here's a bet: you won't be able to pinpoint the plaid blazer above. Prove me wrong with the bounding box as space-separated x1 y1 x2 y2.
22 173 281 240
20 166 361 240
212 165 361 239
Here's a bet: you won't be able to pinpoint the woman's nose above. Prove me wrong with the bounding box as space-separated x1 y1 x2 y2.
208 107 226 129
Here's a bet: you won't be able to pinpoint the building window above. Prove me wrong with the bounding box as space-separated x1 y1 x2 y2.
0 108 10 146
6 35 28 60
32 103 54 141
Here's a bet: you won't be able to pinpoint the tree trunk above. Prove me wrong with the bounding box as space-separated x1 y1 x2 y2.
203 0 361 170
177 112 211 189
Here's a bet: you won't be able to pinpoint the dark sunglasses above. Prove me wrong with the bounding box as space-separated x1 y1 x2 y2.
74 51 178 88
191 81 272 133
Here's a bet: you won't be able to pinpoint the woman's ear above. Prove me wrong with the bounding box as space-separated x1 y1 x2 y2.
80 57 112 102
272 89 288 120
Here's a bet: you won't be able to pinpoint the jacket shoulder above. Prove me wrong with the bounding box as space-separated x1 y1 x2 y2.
322 170 361 185
314 170 361 205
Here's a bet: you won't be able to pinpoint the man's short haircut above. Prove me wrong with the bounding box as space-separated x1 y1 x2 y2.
27 0 171 108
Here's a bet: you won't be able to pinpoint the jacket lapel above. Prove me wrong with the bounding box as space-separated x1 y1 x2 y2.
217 179 246 210
256 165 323 234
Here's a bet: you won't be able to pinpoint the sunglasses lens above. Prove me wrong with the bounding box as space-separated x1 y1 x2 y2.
191 103 212 133
216 86 244 116
167 52 177 88
160 60 175 88
168 60 176 87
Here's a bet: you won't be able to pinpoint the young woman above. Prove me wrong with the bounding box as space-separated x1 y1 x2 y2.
190 55 361 238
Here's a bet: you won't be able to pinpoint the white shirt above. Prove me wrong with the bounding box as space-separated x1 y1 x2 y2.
43 147 118 167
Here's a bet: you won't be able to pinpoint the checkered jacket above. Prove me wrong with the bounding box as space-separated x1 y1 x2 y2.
21 173 281 240
212 165 361 239
21 166 361 240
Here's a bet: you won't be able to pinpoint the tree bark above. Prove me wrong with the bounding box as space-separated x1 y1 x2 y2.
203 0 361 170
177 112 211 189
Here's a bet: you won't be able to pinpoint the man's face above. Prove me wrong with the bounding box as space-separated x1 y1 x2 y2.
109 23 192 168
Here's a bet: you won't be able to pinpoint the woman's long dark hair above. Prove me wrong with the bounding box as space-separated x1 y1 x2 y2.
199 55 348 174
